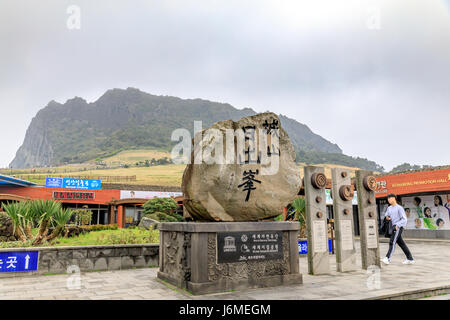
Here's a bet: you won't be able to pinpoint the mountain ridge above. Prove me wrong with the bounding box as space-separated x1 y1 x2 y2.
10 87 383 171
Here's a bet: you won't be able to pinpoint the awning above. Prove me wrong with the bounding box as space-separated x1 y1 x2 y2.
0 174 36 187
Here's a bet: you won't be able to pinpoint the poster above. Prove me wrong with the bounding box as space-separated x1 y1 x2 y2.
120 190 182 199
401 194 450 230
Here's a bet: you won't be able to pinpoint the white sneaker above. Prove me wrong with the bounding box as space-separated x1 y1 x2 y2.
381 257 390 265
402 259 415 265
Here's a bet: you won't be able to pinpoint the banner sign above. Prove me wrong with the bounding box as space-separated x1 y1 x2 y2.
45 177 63 188
0 251 39 273
46 178 101 190
53 191 95 200
375 168 450 198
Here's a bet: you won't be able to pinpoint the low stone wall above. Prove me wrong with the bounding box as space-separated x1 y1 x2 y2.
0 244 159 278
403 229 450 239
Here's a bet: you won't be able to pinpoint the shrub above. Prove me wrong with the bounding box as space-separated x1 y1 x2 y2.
142 197 183 222
142 197 178 215
72 208 93 226
144 212 179 222
0 212 17 241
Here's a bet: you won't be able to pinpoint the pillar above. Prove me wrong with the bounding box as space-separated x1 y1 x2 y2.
355 170 381 270
117 205 124 228
304 166 330 275
109 205 116 225
331 168 358 272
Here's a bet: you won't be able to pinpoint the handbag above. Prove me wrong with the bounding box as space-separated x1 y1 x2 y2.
380 217 393 238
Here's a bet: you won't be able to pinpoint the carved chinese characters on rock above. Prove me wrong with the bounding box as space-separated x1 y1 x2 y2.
237 118 281 202
182 112 301 221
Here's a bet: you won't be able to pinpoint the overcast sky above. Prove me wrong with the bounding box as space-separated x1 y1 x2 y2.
0 0 449 171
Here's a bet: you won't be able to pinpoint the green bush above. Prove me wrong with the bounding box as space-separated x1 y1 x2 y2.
72 208 93 226
142 197 178 215
142 197 183 222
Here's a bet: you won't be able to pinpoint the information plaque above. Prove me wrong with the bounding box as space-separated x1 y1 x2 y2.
340 220 354 251
312 220 327 253
217 231 283 264
366 220 378 249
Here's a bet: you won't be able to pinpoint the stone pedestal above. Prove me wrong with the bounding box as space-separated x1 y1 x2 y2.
355 170 381 270
157 222 302 295
331 168 358 272
304 166 330 275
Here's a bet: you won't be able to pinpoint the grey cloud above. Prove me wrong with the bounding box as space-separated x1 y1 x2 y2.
0 0 449 170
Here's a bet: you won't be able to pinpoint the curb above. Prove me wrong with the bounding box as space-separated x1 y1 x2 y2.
363 284 450 300
378 238 450 245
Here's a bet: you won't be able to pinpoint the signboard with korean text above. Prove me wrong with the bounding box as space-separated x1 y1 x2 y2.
375 168 450 198
217 231 283 263
53 191 95 200
0 251 39 273
298 239 333 255
45 177 63 188
120 190 182 199
45 178 101 190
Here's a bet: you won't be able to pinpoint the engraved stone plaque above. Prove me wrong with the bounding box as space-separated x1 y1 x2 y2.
340 220 354 251
365 220 378 249
312 220 327 253
216 231 283 263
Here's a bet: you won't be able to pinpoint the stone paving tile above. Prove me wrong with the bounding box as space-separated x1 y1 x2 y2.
0 242 449 300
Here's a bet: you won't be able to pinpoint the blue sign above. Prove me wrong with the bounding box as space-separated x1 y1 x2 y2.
298 240 333 255
45 178 101 190
45 177 63 188
0 251 39 273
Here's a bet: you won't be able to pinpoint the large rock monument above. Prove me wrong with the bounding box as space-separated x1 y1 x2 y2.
158 112 303 294
182 112 301 221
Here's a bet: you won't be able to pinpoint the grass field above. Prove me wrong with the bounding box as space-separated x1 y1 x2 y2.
0 149 369 187
98 149 172 166
2 164 186 186
58 164 186 186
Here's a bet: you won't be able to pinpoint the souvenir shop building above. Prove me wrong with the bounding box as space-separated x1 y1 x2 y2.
299 167 450 239
0 174 182 228
375 167 450 239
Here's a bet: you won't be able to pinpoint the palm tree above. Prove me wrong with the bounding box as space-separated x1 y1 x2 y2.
45 208 73 241
3 200 74 245
291 197 307 238
31 200 62 245
3 202 27 241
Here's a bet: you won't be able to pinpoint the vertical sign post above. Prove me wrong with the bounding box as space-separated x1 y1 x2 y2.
331 168 358 272
304 166 330 275
356 170 381 269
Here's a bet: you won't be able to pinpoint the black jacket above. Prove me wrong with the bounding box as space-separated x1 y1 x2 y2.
380 217 394 238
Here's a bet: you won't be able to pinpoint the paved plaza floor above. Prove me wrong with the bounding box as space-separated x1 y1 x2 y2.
1 240 449 300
